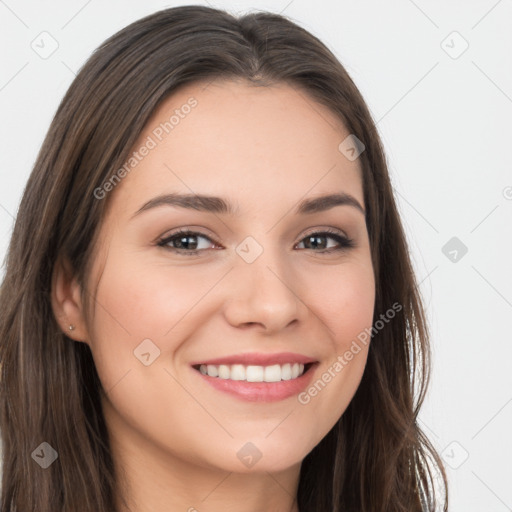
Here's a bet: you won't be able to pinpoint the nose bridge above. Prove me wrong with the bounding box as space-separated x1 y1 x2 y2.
224 234 301 330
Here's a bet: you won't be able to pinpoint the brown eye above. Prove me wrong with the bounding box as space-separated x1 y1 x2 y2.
157 230 217 255
296 231 354 253
156 228 354 256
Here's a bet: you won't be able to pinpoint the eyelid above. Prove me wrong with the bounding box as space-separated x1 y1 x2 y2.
155 225 218 243
300 226 349 240
157 226 349 245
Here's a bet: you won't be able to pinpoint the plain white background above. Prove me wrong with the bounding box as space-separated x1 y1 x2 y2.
1 1 511 510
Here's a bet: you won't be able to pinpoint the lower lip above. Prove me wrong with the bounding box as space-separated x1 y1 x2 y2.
192 363 318 402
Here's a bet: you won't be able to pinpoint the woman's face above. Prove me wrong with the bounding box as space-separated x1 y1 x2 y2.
82 79 375 474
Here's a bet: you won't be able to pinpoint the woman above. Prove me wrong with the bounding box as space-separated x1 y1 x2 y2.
0 5 448 511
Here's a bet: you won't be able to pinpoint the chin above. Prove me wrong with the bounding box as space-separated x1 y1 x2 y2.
203 438 309 474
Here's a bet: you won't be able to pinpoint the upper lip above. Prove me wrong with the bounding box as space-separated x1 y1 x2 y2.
190 352 317 367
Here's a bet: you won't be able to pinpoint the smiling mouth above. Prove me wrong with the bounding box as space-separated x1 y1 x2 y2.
192 362 315 382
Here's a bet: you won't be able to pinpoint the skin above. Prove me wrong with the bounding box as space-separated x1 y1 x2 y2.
52 79 375 512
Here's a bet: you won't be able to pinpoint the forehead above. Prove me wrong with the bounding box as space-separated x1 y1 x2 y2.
108 79 364 218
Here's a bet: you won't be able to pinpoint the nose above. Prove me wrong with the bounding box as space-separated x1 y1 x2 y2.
222 245 302 333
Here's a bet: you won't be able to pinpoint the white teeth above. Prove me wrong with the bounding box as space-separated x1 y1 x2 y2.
230 364 246 381
218 364 230 379
246 365 263 382
264 364 281 382
281 363 292 380
197 362 307 382
207 364 218 377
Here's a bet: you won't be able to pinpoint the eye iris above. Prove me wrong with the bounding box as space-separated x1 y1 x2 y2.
175 234 197 250
305 235 327 250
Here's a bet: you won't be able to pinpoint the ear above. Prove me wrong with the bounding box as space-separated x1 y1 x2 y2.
51 255 89 344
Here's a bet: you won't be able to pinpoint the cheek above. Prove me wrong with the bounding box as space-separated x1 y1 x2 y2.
308 259 376 344
86 253 211 390
293 260 375 435
95 256 209 335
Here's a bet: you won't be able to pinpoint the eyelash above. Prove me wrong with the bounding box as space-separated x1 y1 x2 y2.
156 228 355 256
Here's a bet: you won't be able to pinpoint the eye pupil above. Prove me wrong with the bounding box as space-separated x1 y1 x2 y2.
176 234 197 250
305 235 327 250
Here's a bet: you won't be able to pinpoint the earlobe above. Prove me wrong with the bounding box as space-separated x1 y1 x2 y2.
51 255 88 343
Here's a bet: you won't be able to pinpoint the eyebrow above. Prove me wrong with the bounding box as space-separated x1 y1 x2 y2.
131 192 365 219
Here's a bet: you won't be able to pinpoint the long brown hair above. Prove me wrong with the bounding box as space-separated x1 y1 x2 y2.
0 5 448 511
